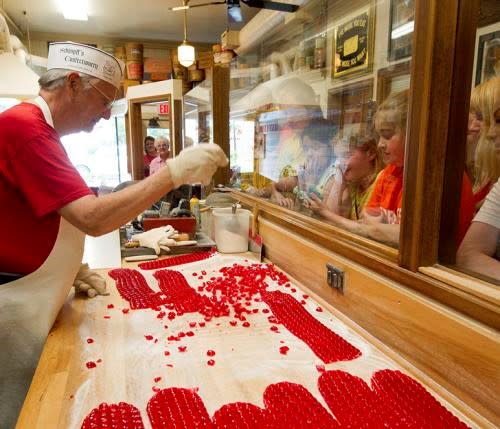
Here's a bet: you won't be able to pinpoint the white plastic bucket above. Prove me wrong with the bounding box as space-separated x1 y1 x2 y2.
213 209 250 253
207 205 241 240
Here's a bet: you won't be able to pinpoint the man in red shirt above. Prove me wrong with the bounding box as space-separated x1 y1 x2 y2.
0 42 227 428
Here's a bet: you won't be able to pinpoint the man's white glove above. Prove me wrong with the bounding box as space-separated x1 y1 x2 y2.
73 263 109 298
166 144 228 188
133 226 177 255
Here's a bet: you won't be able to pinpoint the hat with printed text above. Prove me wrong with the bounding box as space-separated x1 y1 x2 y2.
47 42 124 89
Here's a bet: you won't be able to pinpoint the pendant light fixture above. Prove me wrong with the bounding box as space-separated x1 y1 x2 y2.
177 0 195 68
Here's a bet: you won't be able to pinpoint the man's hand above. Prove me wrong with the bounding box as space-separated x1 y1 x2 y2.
166 144 228 188
73 263 109 298
132 225 177 254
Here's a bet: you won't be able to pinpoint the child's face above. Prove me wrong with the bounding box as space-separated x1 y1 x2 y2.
375 111 405 167
344 148 375 183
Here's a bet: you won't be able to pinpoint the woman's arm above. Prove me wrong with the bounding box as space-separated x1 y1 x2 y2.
457 221 500 280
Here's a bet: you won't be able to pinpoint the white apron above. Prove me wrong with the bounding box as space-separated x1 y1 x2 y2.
0 97 85 429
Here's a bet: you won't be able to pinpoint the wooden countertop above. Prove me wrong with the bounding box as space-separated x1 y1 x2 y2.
16 253 491 429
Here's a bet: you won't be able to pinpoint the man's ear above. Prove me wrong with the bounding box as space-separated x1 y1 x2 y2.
67 72 82 94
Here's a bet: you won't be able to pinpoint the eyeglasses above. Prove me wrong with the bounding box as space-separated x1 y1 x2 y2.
88 80 116 110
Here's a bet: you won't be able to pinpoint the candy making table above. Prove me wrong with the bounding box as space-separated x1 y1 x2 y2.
16 252 489 428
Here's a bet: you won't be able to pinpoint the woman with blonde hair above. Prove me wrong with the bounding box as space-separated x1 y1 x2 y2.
472 77 500 209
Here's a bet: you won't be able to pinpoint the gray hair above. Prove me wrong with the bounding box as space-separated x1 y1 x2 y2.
38 69 93 91
155 136 170 146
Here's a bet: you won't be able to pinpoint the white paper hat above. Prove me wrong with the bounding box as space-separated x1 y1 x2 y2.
47 42 124 89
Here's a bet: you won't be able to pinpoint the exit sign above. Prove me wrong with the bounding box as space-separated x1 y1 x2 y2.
159 103 169 115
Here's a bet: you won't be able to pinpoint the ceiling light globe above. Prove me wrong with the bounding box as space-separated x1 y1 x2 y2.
178 43 195 68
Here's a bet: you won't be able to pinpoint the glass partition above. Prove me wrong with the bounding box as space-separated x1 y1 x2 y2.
452 2 500 284
183 78 213 146
229 0 414 249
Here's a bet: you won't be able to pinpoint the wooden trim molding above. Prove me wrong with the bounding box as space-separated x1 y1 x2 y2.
232 190 499 328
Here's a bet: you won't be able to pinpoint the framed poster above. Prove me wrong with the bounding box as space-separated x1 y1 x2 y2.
254 132 266 159
388 0 415 61
332 7 375 79
474 25 500 86
327 78 375 139
376 61 411 104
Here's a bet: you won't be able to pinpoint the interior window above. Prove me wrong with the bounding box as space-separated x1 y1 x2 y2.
61 116 130 192
229 0 414 249
454 1 500 284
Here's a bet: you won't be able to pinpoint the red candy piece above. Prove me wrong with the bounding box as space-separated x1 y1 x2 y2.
270 326 279 332
279 346 289 355
145 335 154 341
147 388 214 428
206 350 216 357
242 321 250 328
122 308 130 314
154 377 162 383
107 304 114 309
138 251 215 270
85 361 97 369
86 338 94 344
207 359 215 366
262 290 361 363
178 346 187 352
81 402 144 429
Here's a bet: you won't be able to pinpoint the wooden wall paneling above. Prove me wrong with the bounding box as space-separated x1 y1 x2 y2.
258 217 500 426
173 99 183 156
376 61 411 105
400 0 472 270
439 0 480 264
211 65 230 186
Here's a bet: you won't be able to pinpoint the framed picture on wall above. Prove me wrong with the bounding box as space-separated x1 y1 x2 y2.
474 24 500 86
388 0 415 61
327 78 375 139
332 6 375 79
376 61 411 104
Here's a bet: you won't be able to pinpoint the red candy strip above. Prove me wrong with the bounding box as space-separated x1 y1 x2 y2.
212 402 268 428
154 270 213 315
108 269 165 310
82 370 470 428
266 382 339 428
81 402 145 429
262 290 361 363
319 370 470 429
147 387 214 429
138 251 215 270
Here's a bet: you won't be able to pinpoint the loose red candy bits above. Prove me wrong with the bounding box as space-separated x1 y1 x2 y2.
206 350 216 357
86 338 94 344
86 361 97 369
207 359 215 366
279 346 289 355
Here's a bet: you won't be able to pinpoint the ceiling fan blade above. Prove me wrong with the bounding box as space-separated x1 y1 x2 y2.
241 0 299 13
168 1 226 11
227 0 243 23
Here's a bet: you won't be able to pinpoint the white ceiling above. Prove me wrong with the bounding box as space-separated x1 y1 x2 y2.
2 0 259 43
